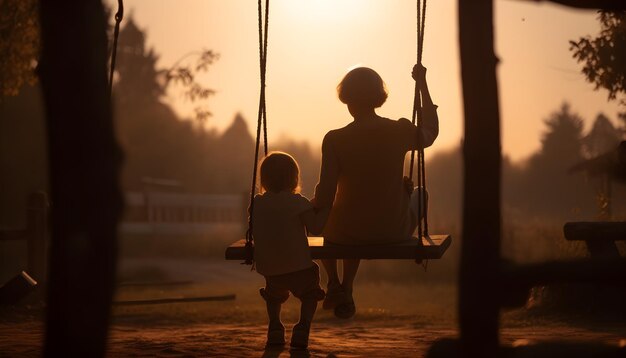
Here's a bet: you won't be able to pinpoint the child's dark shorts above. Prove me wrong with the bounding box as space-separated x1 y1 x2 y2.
260 263 325 304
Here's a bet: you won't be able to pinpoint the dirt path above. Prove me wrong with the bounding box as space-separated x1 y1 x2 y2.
2 317 624 357
1 259 624 357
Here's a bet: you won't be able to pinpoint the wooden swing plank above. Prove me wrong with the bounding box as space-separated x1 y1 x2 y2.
225 235 452 260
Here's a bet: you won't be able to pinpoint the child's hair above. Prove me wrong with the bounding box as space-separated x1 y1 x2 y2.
337 67 388 108
259 151 301 193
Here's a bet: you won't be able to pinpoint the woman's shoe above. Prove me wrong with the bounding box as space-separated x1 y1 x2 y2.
334 291 356 319
322 282 344 310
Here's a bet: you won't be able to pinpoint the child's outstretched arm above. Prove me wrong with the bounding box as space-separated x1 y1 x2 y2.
301 206 330 236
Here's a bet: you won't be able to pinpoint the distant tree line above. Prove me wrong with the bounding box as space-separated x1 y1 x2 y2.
111 17 320 196
427 103 625 232
0 16 321 229
1 14 624 227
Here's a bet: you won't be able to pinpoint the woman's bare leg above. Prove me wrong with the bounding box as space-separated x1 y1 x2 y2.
410 187 429 232
321 259 342 310
341 259 361 293
321 259 340 285
333 259 360 319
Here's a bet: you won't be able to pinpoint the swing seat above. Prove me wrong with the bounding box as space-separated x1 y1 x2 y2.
225 235 451 260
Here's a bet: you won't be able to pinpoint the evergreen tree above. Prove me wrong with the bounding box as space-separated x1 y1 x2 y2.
583 113 623 157
214 113 254 193
114 17 165 106
522 103 592 219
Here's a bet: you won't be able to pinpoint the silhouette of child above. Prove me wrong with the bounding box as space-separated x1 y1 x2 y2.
314 64 439 319
251 151 328 350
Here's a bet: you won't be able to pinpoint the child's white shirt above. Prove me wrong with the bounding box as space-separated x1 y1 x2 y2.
251 191 316 276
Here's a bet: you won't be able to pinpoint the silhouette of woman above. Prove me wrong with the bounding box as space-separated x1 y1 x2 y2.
313 64 439 318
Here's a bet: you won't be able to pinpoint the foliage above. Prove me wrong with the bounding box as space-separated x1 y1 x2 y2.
570 11 626 117
164 49 219 122
0 0 39 98
111 18 248 193
113 17 217 122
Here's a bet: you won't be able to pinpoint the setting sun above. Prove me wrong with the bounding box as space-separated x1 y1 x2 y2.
279 0 367 24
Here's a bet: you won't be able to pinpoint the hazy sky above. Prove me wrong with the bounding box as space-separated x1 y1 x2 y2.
108 0 622 161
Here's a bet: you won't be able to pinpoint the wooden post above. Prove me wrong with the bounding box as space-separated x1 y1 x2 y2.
26 192 49 284
39 0 123 356
459 0 502 356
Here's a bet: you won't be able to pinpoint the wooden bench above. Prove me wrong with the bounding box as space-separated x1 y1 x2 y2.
0 192 49 283
0 192 48 304
225 235 452 260
563 221 626 258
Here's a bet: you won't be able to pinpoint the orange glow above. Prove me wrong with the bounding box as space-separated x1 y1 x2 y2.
108 0 622 161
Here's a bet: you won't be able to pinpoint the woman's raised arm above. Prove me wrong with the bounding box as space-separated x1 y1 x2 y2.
411 63 439 149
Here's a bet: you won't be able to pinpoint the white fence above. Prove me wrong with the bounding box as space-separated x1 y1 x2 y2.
119 192 247 236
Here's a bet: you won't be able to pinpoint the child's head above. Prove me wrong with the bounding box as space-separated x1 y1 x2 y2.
337 67 388 109
259 151 301 193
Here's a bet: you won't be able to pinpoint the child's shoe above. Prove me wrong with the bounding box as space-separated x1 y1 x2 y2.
322 281 343 310
266 323 286 347
290 323 310 350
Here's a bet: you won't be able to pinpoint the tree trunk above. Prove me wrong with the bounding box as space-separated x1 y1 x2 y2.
458 0 502 357
38 1 123 356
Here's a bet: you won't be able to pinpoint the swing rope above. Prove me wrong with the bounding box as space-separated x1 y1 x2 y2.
108 0 124 99
409 0 429 239
244 0 270 265
242 0 430 265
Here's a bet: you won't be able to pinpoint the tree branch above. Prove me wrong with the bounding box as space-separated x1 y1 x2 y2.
512 0 626 10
